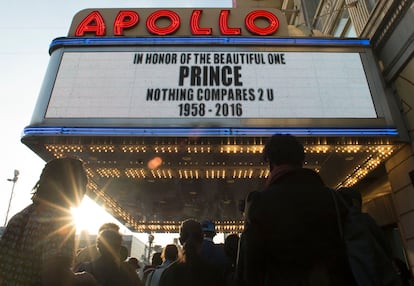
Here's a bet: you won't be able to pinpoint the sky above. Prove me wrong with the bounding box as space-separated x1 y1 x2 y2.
0 0 232 243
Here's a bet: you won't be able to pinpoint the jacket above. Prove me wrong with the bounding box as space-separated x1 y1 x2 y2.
236 168 356 286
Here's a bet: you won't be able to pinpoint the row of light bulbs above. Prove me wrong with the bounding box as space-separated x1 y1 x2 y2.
96 167 269 179
48 142 399 188
46 143 396 155
337 152 394 188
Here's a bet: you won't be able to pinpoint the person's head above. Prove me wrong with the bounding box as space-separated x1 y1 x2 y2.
96 229 122 261
32 157 88 207
201 220 216 238
263 134 305 170
95 222 126 259
338 187 362 209
151 252 162 266
162 244 179 262
179 219 204 263
127 257 140 270
98 222 120 233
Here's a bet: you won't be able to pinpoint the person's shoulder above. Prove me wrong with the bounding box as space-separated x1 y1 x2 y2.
143 265 155 274
159 260 181 286
163 260 182 275
8 204 34 222
165 260 179 270
120 262 142 281
1 204 36 240
244 191 262 209
21 204 36 214
356 210 382 229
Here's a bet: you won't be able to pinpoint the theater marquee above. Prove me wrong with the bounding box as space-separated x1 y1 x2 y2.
46 49 376 119
26 8 402 134
20 6 407 235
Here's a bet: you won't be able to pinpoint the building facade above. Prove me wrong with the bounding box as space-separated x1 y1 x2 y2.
286 0 414 274
20 0 414 275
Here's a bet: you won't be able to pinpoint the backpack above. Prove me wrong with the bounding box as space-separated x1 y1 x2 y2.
330 189 401 286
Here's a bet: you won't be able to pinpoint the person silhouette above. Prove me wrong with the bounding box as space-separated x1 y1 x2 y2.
236 134 356 286
0 157 96 286
75 222 122 268
145 244 179 286
159 219 225 286
76 229 143 286
200 220 230 279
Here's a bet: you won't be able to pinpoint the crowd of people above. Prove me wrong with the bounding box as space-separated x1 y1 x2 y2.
0 134 413 286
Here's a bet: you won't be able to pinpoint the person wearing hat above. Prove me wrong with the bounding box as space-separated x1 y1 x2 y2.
236 134 355 286
159 219 224 286
200 220 231 280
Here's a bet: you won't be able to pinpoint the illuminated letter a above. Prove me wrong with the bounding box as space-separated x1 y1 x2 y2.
75 11 106 36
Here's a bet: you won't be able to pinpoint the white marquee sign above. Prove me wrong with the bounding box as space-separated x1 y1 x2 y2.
46 50 377 119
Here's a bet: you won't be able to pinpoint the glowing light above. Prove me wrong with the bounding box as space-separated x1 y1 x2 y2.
245 10 279 36
114 11 139 36
75 11 106 36
148 156 163 169
219 10 241 35
71 196 131 234
24 126 397 137
146 10 180 35
49 37 371 52
190 10 212 35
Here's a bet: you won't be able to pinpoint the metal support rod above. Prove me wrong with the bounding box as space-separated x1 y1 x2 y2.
147 233 154 263
4 170 19 227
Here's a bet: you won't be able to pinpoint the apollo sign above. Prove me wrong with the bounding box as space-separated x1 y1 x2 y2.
68 8 289 37
46 7 383 126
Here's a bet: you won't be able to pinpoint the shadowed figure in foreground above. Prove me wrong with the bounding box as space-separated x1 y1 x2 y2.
236 134 356 286
0 157 97 286
159 219 225 286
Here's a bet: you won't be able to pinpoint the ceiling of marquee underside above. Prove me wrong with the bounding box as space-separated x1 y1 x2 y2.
22 135 403 232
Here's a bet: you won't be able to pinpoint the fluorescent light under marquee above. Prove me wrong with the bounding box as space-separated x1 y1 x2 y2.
49 37 370 52
23 126 398 136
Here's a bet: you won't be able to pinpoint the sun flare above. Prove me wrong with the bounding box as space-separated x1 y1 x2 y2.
71 196 124 234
